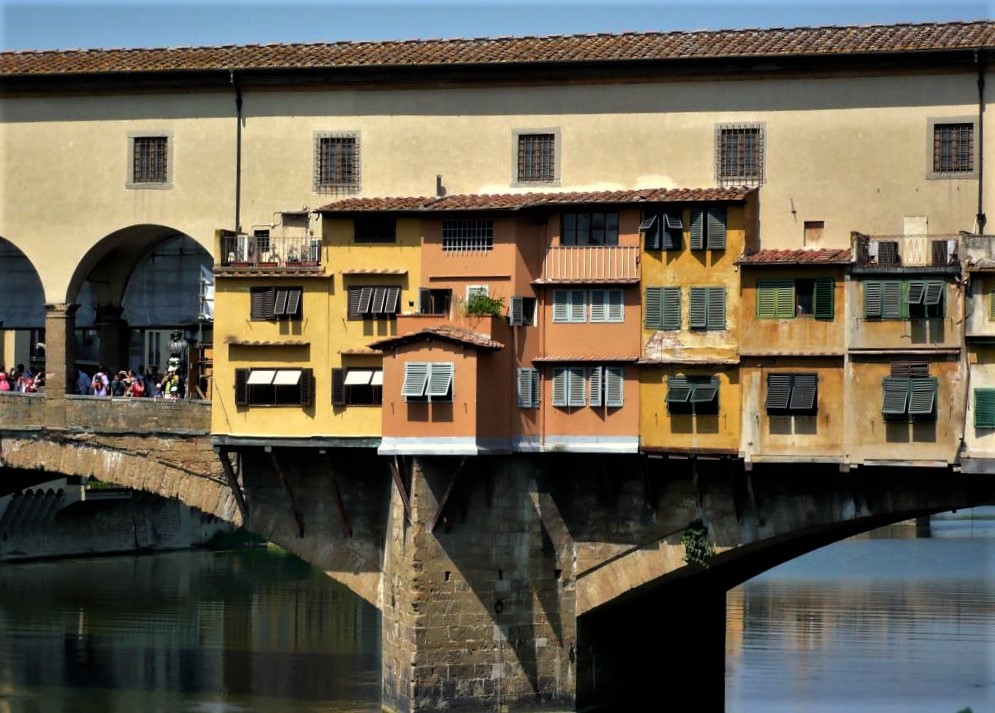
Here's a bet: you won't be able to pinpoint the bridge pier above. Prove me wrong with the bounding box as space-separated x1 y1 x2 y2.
42 303 79 425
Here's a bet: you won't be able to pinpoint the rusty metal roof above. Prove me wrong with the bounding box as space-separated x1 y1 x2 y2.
369 325 504 352
318 187 754 213
3 21 991 76
736 248 852 265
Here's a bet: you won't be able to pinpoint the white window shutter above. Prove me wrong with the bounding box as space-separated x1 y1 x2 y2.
589 289 607 322
607 289 624 322
569 289 587 322
589 366 603 407
552 367 567 407
553 290 568 322
401 362 429 399
517 367 538 407
605 367 624 407
568 366 587 407
426 362 454 400
358 287 374 314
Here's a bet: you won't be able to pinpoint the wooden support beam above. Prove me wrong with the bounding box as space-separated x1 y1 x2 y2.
217 447 249 523
323 455 353 538
269 450 305 538
390 455 412 523
431 457 466 533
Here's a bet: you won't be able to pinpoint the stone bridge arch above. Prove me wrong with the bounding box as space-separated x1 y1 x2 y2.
0 237 46 374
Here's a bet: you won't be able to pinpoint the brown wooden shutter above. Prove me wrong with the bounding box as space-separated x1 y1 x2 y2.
299 368 314 406
235 368 249 405
331 368 346 405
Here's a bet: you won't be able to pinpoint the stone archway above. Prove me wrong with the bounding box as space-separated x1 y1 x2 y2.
0 237 46 379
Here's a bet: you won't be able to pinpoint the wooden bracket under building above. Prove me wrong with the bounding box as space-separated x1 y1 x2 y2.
269 449 305 538
390 455 412 524
216 447 249 523
322 453 353 538
431 457 467 534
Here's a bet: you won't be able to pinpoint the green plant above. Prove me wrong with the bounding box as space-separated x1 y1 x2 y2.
465 293 504 316
680 519 715 567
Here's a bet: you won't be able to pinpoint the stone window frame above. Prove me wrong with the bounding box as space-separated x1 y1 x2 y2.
126 131 173 190
511 128 561 187
926 117 978 179
314 131 361 194
715 122 765 187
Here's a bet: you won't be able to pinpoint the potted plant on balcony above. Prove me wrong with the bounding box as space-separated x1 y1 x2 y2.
258 250 279 267
285 247 301 266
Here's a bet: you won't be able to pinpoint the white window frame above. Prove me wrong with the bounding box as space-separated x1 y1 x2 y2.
402 362 454 403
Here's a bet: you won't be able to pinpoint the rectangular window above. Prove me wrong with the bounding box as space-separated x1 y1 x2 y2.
235 368 314 407
906 280 945 319
643 211 684 251
689 207 727 250
716 124 764 186
666 376 719 415
442 219 493 252
315 133 360 192
131 135 169 185
517 133 556 183
347 286 401 320
689 287 726 330
552 289 588 323
589 289 624 323
933 122 974 174
562 212 619 246
644 286 681 330
331 368 383 406
551 366 587 408
419 288 452 316
253 229 272 258
756 278 834 319
517 367 541 408
864 280 944 320
882 366 937 421
250 287 303 321
354 216 396 243
509 296 538 327
765 373 818 414
974 388 995 429
402 362 453 402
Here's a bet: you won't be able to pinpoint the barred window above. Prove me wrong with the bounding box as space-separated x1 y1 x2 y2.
933 123 974 174
517 133 556 183
442 219 494 252
132 136 168 184
716 124 764 186
315 133 360 192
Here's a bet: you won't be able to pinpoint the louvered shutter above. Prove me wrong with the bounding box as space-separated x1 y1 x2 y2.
906 280 926 305
644 287 663 329
419 288 432 314
923 281 943 307
517 368 536 408
691 379 718 404
756 281 778 318
775 281 795 319
273 288 289 316
568 367 586 407
384 287 401 315
426 363 454 401
891 361 911 377
662 287 681 330
357 287 374 315
706 206 727 249
882 281 903 319
864 281 882 318
689 208 705 250
908 377 937 416
813 278 834 320
589 366 603 407
552 368 567 407
689 287 707 329
250 289 267 320
789 374 818 411
286 288 302 318
643 214 662 251
990 291 995 321
299 368 315 407
974 388 995 428
666 376 692 403
402 362 429 399
663 213 683 250
607 290 624 322
510 296 525 326
707 288 726 330
370 287 387 315
569 290 587 322
553 290 568 322
348 287 362 319
589 289 607 323
882 377 910 415
235 368 249 405
765 374 792 411
530 369 540 408
605 367 624 407
332 368 346 406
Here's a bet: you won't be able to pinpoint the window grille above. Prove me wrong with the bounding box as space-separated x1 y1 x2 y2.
517 133 555 183
716 125 764 186
132 136 168 183
442 219 494 252
314 133 360 193
933 123 973 174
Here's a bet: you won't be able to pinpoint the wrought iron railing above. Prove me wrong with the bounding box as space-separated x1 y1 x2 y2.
853 233 959 268
219 234 322 267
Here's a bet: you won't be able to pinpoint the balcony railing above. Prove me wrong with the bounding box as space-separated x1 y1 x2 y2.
539 245 640 283
853 233 960 269
219 234 322 268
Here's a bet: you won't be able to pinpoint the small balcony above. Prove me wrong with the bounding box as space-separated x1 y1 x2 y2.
852 232 960 272
538 245 640 284
218 233 323 269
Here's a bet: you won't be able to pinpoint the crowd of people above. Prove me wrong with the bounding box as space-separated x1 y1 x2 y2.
76 363 185 399
0 363 44 393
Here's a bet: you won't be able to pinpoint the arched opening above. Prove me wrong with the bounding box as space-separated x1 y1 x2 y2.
0 238 46 384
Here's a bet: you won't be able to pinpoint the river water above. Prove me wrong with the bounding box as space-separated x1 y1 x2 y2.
0 516 991 712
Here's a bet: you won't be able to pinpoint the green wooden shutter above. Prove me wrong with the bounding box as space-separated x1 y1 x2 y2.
644 287 663 329
689 208 705 250
765 374 792 411
908 377 937 417
663 213 683 250
864 281 882 318
756 280 778 318
331 368 346 406
662 287 681 330
707 288 726 330
706 206 727 249
974 388 995 428
923 281 944 307
882 377 910 416
906 280 926 305
774 280 795 319
689 287 707 329
666 376 692 403
789 374 818 411
691 378 718 404
882 281 903 319
813 278 834 320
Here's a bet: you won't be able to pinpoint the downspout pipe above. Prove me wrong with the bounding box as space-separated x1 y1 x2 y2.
976 50 986 234
231 70 243 234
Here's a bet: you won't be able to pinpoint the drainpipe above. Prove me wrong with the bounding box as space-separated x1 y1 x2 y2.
976 50 986 234
231 70 244 234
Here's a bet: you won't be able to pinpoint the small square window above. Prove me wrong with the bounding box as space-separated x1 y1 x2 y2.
315 133 360 193
128 134 171 188
354 216 396 243
716 124 764 186
933 122 973 174
517 132 556 183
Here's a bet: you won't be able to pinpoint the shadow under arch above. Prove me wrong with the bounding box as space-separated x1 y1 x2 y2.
0 236 46 329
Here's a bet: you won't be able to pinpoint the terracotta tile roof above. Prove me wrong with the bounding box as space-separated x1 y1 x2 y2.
340 267 408 275
532 355 639 363
319 187 754 213
736 248 852 265
225 339 310 346
3 22 992 76
369 326 504 351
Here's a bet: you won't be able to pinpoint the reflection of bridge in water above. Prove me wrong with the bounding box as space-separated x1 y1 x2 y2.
3 391 994 712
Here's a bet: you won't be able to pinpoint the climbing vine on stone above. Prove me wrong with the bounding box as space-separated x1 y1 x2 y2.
680 519 715 567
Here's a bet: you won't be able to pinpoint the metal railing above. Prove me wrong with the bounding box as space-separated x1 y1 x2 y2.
219 234 322 268
540 245 640 282
853 233 959 268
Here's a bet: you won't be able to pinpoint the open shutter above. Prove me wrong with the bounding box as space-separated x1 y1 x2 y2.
864 281 882 318
553 290 568 322
348 287 362 319
426 362 454 401
568 367 586 407
689 287 707 329
882 281 903 319
357 287 374 315
402 362 429 400
707 288 726 330
384 287 401 315
663 213 683 250
370 287 387 315
285 288 302 318
789 374 818 411
689 208 705 250
552 368 567 407
813 278 834 320
906 280 926 305
605 367 624 407
273 288 289 316
662 287 681 330
756 281 778 318
644 287 663 329
607 289 624 322
974 388 995 428
419 288 432 314
589 289 607 323
908 377 937 417
765 374 792 411
517 368 536 408
690 379 718 404
589 366 603 407
235 368 249 405
642 214 661 251
882 377 910 416
331 368 346 406
509 296 525 326
923 281 944 307
666 376 692 403
299 368 315 407
706 206 727 249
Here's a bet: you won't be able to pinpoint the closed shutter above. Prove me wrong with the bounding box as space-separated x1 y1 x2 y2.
882 281 903 319
908 377 937 417
605 367 624 407
788 374 818 411
569 290 587 323
706 288 726 330
552 367 567 407
285 288 302 318
644 287 663 329
662 287 681 330
332 368 346 406
813 278 834 320
568 367 586 407
774 281 795 319
666 376 692 403
402 362 429 399
882 377 910 415
384 287 401 315
974 388 995 428
589 366 603 407
262 288 275 319
589 289 607 322
348 287 362 319
864 281 882 318
892 361 929 378
553 290 568 322
250 288 270 321
756 281 778 318
517 368 536 408
606 289 624 322
689 287 707 329
765 374 792 411
990 291 995 321
689 208 705 250
706 206 727 249
510 296 525 326
299 368 315 407
235 368 249 405
426 363 454 401
419 288 432 314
